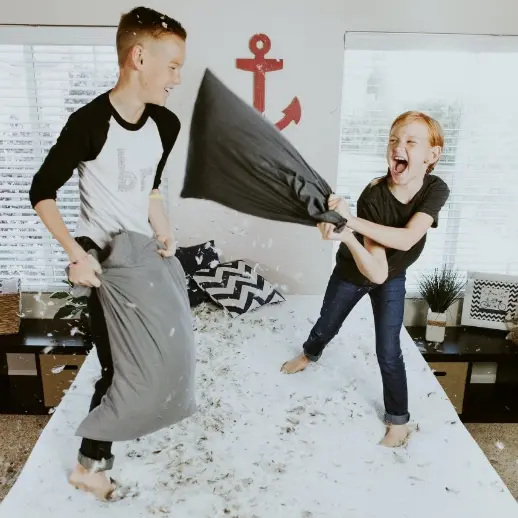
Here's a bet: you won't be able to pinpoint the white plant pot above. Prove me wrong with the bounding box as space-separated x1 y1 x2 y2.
426 309 447 342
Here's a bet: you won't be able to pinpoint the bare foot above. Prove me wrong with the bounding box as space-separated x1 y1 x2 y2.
379 424 410 448
69 464 116 501
281 353 311 374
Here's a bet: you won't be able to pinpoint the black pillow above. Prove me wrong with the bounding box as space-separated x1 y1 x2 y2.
181 69 346 231
175 241 220 307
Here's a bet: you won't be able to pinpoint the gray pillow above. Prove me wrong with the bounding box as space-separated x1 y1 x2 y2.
74 231 197 442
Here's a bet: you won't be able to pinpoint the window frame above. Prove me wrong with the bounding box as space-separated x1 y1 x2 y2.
0 25 116 46
344 31 518 53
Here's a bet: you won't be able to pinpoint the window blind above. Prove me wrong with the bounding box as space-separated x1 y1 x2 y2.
0 28 169 292
337 34 518 294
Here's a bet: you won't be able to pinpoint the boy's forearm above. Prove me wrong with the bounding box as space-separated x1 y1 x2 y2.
346 216 411 251
34 199 86 262
148 194 173 240
343 236 388 284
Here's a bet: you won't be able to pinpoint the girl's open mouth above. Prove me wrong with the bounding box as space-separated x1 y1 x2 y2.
393 156 408 174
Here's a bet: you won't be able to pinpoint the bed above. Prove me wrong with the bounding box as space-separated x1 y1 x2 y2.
1 295 516 517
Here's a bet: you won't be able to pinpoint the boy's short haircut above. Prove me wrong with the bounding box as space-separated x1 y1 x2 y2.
116 6 187 66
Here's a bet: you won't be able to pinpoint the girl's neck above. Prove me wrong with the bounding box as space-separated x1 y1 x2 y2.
388 174 425 204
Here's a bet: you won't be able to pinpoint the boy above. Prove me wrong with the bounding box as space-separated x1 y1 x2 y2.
281 111 450 448
29 6 186 500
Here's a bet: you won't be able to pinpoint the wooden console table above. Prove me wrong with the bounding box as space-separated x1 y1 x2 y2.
406 325 518 423
0 319 92 415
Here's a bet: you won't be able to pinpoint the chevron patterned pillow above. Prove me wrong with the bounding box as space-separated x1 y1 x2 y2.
192 260 285 317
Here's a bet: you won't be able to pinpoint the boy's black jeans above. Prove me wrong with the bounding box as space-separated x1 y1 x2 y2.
75 236 114 472
303 269 409 425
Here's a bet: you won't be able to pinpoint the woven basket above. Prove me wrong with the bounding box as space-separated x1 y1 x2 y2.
0 278 22 335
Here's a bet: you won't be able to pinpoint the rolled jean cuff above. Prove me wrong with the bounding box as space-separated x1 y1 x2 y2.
302 350 321 362
78 451 114 472
384 412 410 425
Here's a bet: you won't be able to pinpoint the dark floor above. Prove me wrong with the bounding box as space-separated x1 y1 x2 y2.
464 423 518 499
0 415 50 502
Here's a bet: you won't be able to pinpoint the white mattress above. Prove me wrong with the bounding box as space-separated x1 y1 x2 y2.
1 295 517 517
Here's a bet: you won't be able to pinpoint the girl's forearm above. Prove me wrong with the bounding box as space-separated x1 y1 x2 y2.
346 216 411 251
342 236 388 284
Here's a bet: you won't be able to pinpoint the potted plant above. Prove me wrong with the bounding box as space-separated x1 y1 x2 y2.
417 265 466 343
50 280 90 336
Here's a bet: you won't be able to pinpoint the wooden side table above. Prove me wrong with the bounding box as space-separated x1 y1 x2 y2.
0 319 92 415
406 325 518 423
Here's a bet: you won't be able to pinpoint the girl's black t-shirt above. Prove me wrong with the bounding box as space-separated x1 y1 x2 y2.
335 173 450 286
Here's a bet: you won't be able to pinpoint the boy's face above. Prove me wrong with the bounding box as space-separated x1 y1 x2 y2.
135 34 185 106
386 121 441 186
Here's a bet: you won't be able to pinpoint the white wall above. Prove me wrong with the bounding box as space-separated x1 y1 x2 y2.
3 0 518 298
2 0 347 295
3 0 518 34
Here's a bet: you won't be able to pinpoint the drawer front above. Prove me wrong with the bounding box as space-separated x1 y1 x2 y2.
39 354 86 408
428 362 469 414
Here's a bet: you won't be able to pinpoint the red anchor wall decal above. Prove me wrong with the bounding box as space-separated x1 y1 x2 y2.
236 34 302 131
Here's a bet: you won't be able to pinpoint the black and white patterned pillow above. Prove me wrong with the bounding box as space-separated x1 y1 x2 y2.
192 260 285 317
175 241 220 307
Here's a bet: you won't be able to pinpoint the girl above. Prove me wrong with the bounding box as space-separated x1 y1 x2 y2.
281 111 450 447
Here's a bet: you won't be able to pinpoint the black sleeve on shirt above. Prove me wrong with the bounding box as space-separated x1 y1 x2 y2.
29 111 85 208
28 96 109 209
148 105 181 190
416 176 450 228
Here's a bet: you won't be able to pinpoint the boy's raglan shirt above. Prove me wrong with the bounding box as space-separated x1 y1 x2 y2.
29 92 181 248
